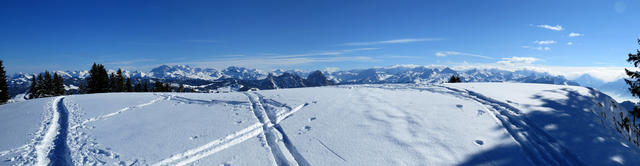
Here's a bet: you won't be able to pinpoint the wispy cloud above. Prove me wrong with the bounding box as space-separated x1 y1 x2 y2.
343 38 442 46
568 32 583 37
534 40 556 45
497 56 541 65
522 46 551 51
435 51 493 59
168 56 376 71
106 58 156 65
536 24 564 31
273 48 379 58
567 42 573 45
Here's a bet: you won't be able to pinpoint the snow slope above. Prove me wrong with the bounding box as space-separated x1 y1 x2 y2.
0 83 639 165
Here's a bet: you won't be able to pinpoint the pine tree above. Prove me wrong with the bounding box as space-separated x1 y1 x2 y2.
143 82 149 92
164 82 172 92
448 75 462 83
625 39 640 122
87 63 110 93
109 73 117 92
35 74 44 98
53 73 65 95
153 81 163 92
134 82 143 92
78 80 87 94
125 78 132 92
0 60 9 104
29 75 37 99
43 71 53 97
114 68 125 92
178 84 185 92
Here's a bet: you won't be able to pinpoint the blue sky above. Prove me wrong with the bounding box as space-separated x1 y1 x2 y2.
1 0 639 77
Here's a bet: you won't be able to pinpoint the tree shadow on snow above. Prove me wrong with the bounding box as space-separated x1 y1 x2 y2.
457 88 640 166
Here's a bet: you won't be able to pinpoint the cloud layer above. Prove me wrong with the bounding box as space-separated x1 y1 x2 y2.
344 38 442 46
435 51 493 59
497 56 541 65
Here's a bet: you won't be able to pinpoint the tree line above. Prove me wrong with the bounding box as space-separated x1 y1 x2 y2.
81 63 181 94
28 71 65 99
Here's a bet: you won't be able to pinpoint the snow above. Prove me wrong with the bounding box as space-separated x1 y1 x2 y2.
1 83 640 165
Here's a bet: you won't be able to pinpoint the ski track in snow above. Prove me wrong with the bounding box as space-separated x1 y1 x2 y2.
436 85 584 166
70 96 165 130
34 97 64 166
150 93 310 166
151 123 264 166
49 97 73 165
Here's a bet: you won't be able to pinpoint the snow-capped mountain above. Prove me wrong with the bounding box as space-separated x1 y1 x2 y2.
327 66 578 85
6 65 581 98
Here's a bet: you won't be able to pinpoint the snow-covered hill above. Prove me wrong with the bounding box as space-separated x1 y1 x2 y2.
1 83 639 165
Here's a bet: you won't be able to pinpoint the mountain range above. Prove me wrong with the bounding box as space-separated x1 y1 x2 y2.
9 64 634 102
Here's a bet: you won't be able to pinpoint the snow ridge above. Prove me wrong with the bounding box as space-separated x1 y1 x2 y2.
440 86 583 166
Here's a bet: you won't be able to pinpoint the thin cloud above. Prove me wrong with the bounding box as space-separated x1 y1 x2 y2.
343 38 442 46
567 42 573 45
273 48 379 58
106 58 156 65
568 32 583 37
497 56 541 65
536 24 564 31
522 46 551 51
167 56 376 71
534 40 556 45
435 51 493 59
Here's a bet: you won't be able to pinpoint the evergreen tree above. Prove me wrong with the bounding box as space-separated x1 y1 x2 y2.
153 81 164 92
114 69 125 92
87 63 110 93
448 75 462 83
0 60 9 104
164 82 172 92
78 80 87 94
125 78 132 92
35 74 44 98
53 73 65 95
43 71 53 97
143 82 149 92
625 39 640 122
29 75 37 99
109 73 117 92
134 82 143 92
178 84 185 92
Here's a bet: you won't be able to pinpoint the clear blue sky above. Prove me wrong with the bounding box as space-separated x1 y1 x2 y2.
1 0 639 74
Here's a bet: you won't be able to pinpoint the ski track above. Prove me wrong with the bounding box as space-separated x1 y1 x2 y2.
70 96 165 130
246 92 311 166
34 97 63 166
151 93 310 165
436 85 584 166
151 123 263 166
49 97 73 165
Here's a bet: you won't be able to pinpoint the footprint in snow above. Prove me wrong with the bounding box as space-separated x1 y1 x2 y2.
476 110 486 116
309 117 317 121
474 140 484 145
190 136 199 140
